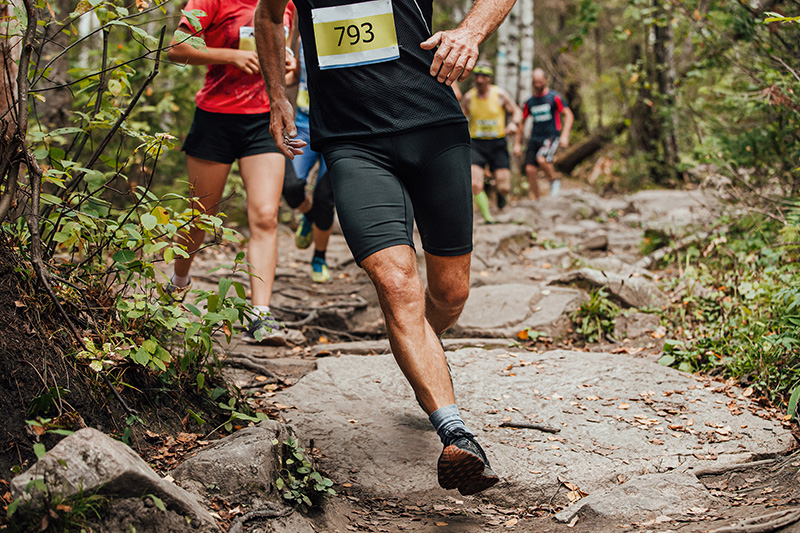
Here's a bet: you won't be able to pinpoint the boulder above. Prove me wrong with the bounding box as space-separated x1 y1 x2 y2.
10 427 217 531
550 267 668 309
172 420 295 509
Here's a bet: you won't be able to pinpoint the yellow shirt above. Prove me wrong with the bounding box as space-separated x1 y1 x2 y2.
467 86 506 140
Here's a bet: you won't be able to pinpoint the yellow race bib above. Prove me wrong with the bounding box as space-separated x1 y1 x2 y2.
312 0 399 70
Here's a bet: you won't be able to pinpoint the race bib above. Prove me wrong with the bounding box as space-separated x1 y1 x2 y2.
474 119 501 139
239 26 256 51
312 0 399 70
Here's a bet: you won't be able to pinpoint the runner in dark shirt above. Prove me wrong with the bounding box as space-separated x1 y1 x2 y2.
513 68 574 198
255 0 516 495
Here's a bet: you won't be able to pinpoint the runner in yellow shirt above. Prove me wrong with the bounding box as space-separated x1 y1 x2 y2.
461 63 522 223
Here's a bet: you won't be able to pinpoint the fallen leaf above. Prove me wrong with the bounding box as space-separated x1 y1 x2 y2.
743 387 754 397
255 375 268 382
504 518 519 526
435 522 448 526
347 419 358 424
618 403 630 410
318 336 329 344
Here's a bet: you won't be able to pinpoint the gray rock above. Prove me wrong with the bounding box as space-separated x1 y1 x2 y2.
551 267 668 308
615 311 661 339
554 471 716 523
577 233 609 252
310 338 514 357
452 284 585 338
272 349 793 508
172 421 295 509
10 428 217 531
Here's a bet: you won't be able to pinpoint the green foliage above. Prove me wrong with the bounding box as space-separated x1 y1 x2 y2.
570 288 620 343
273 438 335 513
0 0 263 433
658 212 800 411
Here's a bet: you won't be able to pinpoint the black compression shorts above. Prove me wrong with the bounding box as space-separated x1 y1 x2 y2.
182 107 281 164
470 137 510 171
525 136 559 167
322 123 473 266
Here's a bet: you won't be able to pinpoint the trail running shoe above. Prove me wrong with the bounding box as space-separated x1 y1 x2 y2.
438 429 499 496
243 314 285 345
311 257 331 283
550 179 562 197
295 215 313 249
164 274 191 301
497 193 507 210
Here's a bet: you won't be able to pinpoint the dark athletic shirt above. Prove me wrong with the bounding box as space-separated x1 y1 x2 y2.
293 0 466 150
522 89 568 141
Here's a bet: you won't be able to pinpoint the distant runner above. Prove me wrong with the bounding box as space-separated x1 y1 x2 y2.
513 68 574 198
461 62 521 223
255 0 515 495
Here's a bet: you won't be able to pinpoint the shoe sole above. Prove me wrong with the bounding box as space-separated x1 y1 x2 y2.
438 445 499 495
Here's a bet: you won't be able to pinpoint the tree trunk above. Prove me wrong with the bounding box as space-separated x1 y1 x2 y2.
555 121 626 174
518 0 534 103
653 0 679 181
31 0 71 129
0 0 21 133
496 8 511 92
504 2 521 100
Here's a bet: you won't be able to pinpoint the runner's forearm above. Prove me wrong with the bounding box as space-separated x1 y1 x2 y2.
459 0 517 45
254 0 289 103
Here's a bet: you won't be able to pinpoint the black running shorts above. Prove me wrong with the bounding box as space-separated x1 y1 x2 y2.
525 136 560 167
322 123 473 266
470 137 510 171
182 107 282 164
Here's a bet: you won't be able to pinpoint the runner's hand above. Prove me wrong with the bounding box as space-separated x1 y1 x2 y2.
559 134 570 149
228 50 261 75
506 122 518 136
513 143 522 158
420 26 480 85
269 97 306 159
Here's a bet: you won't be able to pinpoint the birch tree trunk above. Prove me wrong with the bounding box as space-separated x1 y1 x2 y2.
504 2 521 100
496 13 511 92
518 0 534 104
0 0 21 131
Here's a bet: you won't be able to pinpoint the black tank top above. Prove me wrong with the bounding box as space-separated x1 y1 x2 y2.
293 0 467 149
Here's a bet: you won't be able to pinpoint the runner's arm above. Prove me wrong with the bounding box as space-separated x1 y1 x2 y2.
513 104 528 157
559 107 574 148
254 0 305 158
168 26 261 74
421 0 517 85
499 87 523 135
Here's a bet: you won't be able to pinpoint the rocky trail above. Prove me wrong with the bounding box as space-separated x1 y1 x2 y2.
11 184 800 532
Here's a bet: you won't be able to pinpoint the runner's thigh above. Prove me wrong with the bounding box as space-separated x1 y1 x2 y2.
399 124 473 257
323 142 414 266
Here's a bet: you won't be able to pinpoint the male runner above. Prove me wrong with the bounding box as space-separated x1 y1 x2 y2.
461 62 521 223
513 68 573 198
255 0 515 495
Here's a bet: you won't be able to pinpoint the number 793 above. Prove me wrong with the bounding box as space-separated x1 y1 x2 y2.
334 22 375 46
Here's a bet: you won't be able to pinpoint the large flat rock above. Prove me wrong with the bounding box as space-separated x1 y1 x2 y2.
273 349 793 509
452 283 585 338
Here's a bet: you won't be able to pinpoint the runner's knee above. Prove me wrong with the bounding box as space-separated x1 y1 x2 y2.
428 278 469 310
371 265 424 311
248 203 279 233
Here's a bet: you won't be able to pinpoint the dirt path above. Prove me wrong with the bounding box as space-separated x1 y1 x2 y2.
185 183 800 532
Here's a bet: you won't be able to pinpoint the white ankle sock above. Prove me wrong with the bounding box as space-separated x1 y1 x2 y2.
171 273 191 287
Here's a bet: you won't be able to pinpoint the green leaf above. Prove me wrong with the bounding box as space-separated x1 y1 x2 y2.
113 250 136 264
657 354 675 367
48 126 85 137
141 213 158 231
219 278 232 299
276 478 285 490
148 494 166 511
788 385 800 420
163 247 175 264
33 442 46 460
